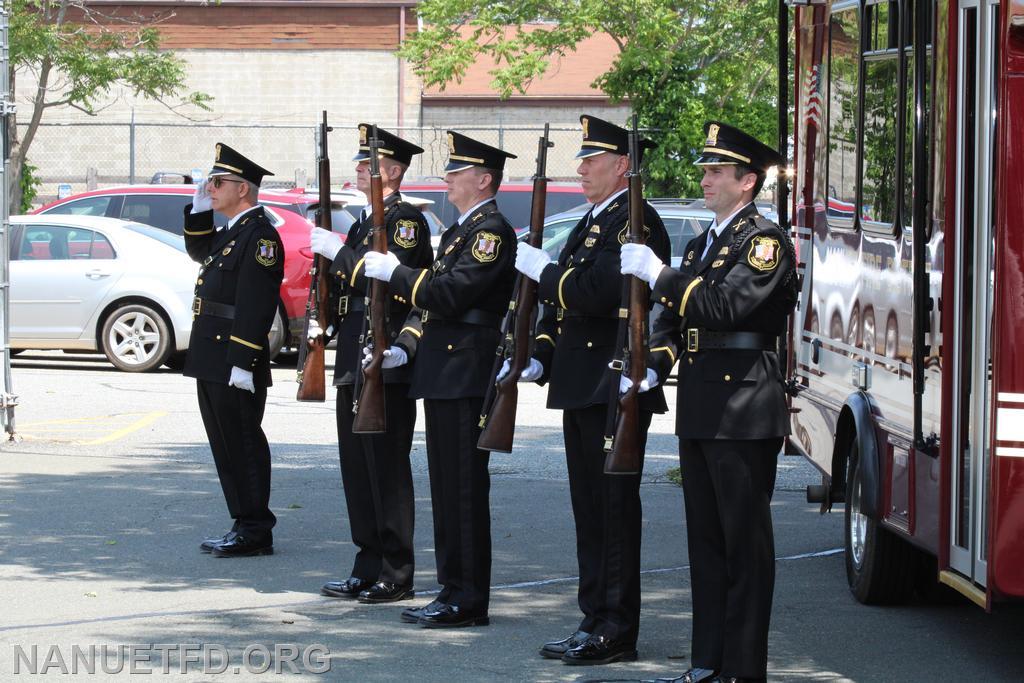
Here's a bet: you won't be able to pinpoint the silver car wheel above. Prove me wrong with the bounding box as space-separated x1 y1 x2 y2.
100 303 172 372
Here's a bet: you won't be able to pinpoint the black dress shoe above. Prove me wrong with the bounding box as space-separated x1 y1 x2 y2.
418 604 489 628
321 577 374 598
211 535 273 558
562 634 638 665
539 630 591 659
400 599 443 624
357 582 414 603
199 531 236 553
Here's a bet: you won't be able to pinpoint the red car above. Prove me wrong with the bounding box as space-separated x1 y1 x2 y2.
35 184 354 357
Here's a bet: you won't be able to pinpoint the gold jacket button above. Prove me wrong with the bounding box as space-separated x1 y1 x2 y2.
660 296 666 303
215 335 221 340
447 344 453 351
667 301 674 308
586 342 593 348
687 357 693 365
197 278 203 285
724 374 731 381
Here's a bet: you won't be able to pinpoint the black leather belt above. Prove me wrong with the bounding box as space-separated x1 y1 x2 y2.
193 297 234 319
686 328 778 353
337 294 367 317
556 307 620 321
422 309 502 328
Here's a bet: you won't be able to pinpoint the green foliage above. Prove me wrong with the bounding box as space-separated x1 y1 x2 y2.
402 0 781 197
10 0 213 114
19 160 40 213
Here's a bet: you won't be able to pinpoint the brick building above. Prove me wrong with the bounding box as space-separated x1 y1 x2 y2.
17 0 627 192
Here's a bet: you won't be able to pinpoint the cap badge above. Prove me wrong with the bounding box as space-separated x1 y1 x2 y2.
707 123 720 146
582 117 590 139
215 144 222 161
447 133 455 154
359 125 367 145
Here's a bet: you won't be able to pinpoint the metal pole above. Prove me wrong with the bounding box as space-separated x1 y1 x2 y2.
129 108 135 184
0 0 18 439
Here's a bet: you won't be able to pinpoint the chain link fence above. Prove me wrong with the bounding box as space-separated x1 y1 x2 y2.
21 121 588 206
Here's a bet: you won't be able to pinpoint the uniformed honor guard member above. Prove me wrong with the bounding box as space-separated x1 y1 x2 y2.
185 143 284 558
361 132 517 627
307 125 433 603
619 121 797 683
512 115 671 664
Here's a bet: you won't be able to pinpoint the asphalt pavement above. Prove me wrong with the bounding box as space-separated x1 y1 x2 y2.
2 351 1023 681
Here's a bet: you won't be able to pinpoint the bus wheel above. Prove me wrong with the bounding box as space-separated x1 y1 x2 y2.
844 438 916 604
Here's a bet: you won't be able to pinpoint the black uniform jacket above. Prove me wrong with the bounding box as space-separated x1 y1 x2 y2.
183 205 284 388
532 191 670 413
326 192 433 386
647 203 797 440
390 200 516 400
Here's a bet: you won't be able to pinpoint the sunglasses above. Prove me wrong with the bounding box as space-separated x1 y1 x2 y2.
210 177 244 189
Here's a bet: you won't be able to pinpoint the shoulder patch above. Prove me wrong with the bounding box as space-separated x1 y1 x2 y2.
394 219 419 248
471 231 501 263
747 236 780 272
255 238 278 267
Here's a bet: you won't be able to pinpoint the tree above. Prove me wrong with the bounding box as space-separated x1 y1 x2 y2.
401 0 780 197
7 0 212 211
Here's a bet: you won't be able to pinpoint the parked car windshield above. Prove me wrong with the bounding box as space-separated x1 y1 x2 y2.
123 222 187 253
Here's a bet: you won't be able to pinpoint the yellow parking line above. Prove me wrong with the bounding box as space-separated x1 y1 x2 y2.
19 412 167 445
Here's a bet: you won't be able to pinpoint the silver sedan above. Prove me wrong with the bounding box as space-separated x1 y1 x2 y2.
8 214 199 372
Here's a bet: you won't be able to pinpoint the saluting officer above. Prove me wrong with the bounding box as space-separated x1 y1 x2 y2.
513 115 670 665
620 121 797 683
186 143 284 558
362 132 517 628
308 125 433 603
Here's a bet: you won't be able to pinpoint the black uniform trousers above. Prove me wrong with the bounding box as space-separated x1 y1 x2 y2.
196 379 275 541
335 383 417 587
679 437 781 680
564 404 652 644
423 397 491 612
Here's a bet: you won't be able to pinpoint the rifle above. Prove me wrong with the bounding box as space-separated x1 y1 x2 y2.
296 111 333 402
477 124 553 453
604 115 648 475
351 126 389 433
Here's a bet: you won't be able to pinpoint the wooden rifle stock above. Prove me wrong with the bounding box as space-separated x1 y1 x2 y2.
351 126 389 433
477 126 553 452
605 116 648 475
296 111 333 402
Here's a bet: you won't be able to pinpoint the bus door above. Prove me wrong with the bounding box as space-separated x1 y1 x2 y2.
948 0 1000 591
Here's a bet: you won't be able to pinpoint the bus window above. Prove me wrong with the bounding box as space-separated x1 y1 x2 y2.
861 1 901 232
826 4 859 228
903 0 935 237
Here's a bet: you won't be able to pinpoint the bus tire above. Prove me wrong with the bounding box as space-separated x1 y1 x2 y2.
844 438 916 604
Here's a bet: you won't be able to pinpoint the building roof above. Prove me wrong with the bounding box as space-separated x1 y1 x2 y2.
422 26 622 104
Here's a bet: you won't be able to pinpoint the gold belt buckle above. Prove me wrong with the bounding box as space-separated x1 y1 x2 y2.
421 310 430 324
337 295 349 316
192 297 202 316
687 328 699 353
556 307 565 322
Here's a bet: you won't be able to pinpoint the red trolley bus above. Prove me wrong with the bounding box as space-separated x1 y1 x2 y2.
783 0 1024 609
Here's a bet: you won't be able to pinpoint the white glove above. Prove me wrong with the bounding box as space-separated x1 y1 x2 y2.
191 182 212 213
364 251 400 281
306 319 334 342
362 345 408 369
616 366 659 394
495 357 543 382
228 366 255 393
620 243 666 287
310 227 344 260
515 242 551 282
